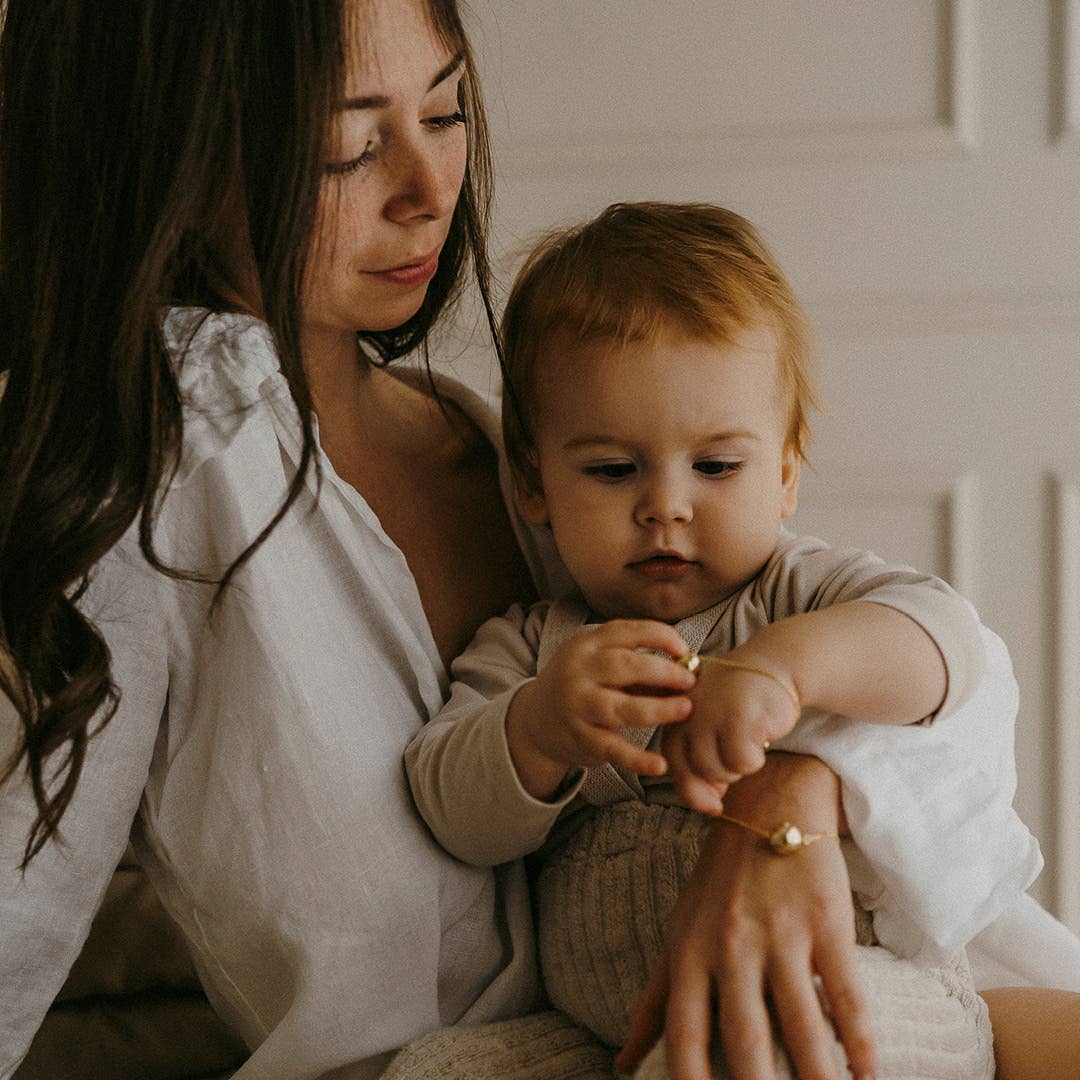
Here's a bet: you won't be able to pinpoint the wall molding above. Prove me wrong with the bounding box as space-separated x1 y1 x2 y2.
1053 0 1080 146
1051 474 1080 931
946 472 980 600
501 0 980 176
796 470 979 598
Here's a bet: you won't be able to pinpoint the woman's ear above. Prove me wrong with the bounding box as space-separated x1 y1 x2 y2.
780 445 800 519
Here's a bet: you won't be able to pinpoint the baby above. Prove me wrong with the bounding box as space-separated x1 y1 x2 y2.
406 202 1001 1077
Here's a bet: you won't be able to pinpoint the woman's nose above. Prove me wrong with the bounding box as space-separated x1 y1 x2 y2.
385 138 461 223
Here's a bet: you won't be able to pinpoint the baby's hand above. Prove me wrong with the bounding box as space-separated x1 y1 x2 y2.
508 620 697 787
661 656 801 815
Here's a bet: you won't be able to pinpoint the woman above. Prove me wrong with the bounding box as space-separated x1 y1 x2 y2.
0 2 1069 1079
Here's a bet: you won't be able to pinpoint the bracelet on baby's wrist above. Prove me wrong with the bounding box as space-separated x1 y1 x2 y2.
676 653 800 712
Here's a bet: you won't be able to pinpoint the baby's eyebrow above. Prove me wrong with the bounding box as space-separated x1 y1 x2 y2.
339 50 465 111
562 435 621 450
699 430 761 444
562 430 761 451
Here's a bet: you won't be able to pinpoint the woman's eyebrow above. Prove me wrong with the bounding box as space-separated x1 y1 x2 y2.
340 50 465 111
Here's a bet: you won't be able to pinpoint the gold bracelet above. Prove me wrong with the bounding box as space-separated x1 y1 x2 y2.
677 653 800 713
718 814 840 855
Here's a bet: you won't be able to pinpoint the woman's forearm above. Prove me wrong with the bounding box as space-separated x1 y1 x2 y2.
718 747 848 837
618 750 877 1080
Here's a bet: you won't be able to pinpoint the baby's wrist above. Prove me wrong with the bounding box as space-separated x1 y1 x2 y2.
727 625 804 708
505 681 570 798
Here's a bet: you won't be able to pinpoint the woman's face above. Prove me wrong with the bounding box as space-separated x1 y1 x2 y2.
302 0 468 339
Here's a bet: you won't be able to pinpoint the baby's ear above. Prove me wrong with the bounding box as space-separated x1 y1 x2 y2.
780 444 800 519
515 474 551 526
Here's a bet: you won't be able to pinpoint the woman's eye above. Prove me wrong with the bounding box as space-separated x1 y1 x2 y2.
694 460 741 476
324 143 376 178
584 463 635 481
425 110 467 131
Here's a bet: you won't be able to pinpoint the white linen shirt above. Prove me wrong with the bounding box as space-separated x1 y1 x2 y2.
1 309 1075 1080
0 309 556 1080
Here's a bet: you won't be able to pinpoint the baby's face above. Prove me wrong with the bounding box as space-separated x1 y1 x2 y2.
520 324 800 623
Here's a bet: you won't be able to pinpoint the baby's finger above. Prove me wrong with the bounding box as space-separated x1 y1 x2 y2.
593 730 668 776
626 747 669 778
664 733 726 815
594 618 691 662
595 648 696 694
611 691 692 729
685 730 742 786
716 731 769 778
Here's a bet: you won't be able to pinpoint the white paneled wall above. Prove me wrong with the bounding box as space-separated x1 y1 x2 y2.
441 1 1080 931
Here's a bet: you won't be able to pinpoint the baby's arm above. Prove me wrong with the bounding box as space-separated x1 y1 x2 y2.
665 536 985 812
664 604 952 812
405 605 694 865
506 618 694 798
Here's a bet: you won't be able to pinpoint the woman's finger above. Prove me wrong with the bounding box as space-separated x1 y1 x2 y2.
662 953 715 1080
716 958 775 1080
814 939 877 1080
769 955 844 1080
616 947 670 1074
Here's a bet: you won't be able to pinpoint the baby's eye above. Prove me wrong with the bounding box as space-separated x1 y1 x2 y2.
694 460 741 476
583 462 636 481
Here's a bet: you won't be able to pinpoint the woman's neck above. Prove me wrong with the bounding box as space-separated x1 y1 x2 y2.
298 328 534 664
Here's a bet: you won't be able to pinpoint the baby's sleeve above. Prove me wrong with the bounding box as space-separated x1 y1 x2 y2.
763 534 985 720
405 603 583 867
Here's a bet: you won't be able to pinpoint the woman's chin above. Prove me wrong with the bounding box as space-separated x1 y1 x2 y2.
352 282 434 334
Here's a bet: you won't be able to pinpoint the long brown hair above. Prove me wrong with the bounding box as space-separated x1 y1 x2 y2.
0 0 496 867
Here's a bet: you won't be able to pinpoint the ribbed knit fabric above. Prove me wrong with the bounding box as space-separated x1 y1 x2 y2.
537 802 994 1080
381 1011 615 1079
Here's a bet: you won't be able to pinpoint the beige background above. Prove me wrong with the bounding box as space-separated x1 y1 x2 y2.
437 0 1080 932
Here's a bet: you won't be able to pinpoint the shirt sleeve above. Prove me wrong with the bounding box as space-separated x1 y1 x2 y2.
760 533 986 721
405 604 583 867
777 622 1042 958
0 540 167 1079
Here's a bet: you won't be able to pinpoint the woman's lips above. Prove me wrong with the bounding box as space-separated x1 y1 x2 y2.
629 555 696 581
367 250 439 287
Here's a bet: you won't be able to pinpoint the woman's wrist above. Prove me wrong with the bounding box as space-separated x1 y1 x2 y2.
720 750 848 839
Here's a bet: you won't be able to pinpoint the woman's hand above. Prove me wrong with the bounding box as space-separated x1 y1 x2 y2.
615 753 878 1080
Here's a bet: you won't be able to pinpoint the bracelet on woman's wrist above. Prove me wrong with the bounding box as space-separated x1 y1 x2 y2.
717 814 840 855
